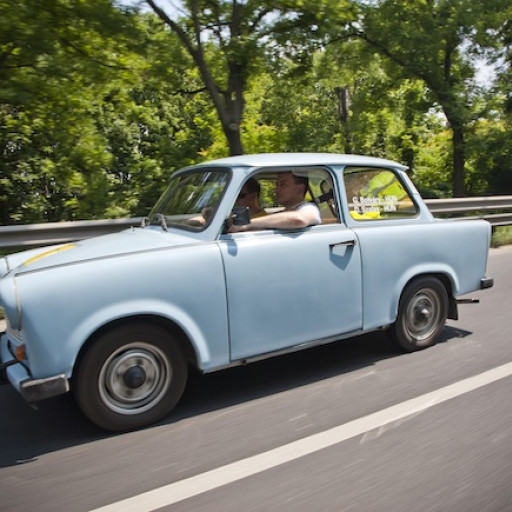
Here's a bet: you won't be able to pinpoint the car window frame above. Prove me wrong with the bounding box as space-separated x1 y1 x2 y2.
342 166 419 223
148 166 233 233
227 166 342 233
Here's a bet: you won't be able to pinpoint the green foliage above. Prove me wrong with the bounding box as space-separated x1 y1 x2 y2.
492 226 512 248
343 0 511 195
0 0 138 223
466 119 512 195
0 0 511 226
0 3 215 223
410 127 453 198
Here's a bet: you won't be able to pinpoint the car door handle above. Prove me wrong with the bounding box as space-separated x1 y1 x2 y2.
329 240 357 248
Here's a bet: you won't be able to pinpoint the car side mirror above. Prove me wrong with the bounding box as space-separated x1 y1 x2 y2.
231 206 250 226
223 206 251 233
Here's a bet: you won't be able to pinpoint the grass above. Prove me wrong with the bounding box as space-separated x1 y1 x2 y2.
491 226 512 247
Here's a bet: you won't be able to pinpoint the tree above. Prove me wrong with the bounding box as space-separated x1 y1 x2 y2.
257 44 446 190
0 3 217 224
144 0 351 156
0 0 138 223
144 0 260 155
344 0 510 196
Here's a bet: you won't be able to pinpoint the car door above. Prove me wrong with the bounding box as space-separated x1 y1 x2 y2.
219 225 362 361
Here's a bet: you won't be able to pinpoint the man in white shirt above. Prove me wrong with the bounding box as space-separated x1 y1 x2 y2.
230 172 321 232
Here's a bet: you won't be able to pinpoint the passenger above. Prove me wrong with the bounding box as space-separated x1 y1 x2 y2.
236 177 267 218
230 172 321 232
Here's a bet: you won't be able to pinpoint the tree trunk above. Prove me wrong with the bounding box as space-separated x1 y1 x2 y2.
335 86 353 154
223 121 244 156
445 114 466 197
451 123 465 197
221 64 245 156
146 0 246 156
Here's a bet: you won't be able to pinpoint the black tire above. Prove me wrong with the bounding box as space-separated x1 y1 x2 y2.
74 323 187 431
388 277 448 352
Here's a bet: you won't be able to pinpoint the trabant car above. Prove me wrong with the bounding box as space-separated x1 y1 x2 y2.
0 153 493 431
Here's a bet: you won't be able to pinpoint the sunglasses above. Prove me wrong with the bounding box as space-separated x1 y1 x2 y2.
238 191 251 199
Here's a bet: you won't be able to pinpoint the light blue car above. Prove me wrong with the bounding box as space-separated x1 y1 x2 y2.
0 153 493 431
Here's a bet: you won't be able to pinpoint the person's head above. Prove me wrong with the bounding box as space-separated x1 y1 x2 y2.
276 172 308 208
236 177 261 211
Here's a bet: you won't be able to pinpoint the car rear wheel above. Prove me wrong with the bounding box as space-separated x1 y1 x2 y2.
389 277 448 352
74 323 187 431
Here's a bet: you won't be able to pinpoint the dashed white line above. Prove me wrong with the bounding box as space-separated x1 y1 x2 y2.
90 362 512 512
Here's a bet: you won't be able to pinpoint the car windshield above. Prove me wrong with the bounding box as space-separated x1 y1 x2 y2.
147 169 231 231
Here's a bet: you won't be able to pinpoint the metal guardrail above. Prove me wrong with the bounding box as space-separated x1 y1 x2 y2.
1 196 512 251
0 218 143 251
424 196 512 226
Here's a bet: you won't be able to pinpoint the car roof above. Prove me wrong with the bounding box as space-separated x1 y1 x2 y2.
193 153 408 171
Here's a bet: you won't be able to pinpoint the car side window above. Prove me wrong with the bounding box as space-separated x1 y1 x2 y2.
343 167 417 221
235 168 340 225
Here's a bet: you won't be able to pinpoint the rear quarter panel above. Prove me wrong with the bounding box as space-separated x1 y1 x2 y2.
355 218 491 330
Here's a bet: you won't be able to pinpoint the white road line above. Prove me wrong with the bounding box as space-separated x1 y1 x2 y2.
90 362 512 512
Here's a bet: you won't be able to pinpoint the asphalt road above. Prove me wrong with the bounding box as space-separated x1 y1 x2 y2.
1 245 511 512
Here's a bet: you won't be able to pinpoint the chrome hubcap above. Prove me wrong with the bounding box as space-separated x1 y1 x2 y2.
99 343 171 414
406 290 441 341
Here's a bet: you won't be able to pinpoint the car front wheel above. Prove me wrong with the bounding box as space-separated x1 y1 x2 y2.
389 277 448 352
74 323 187 431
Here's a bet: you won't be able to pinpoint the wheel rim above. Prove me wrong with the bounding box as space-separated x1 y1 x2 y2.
404 288 442 342
98 342 172 415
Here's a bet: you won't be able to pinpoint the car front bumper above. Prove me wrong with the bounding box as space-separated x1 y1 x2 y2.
0 330 69 402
